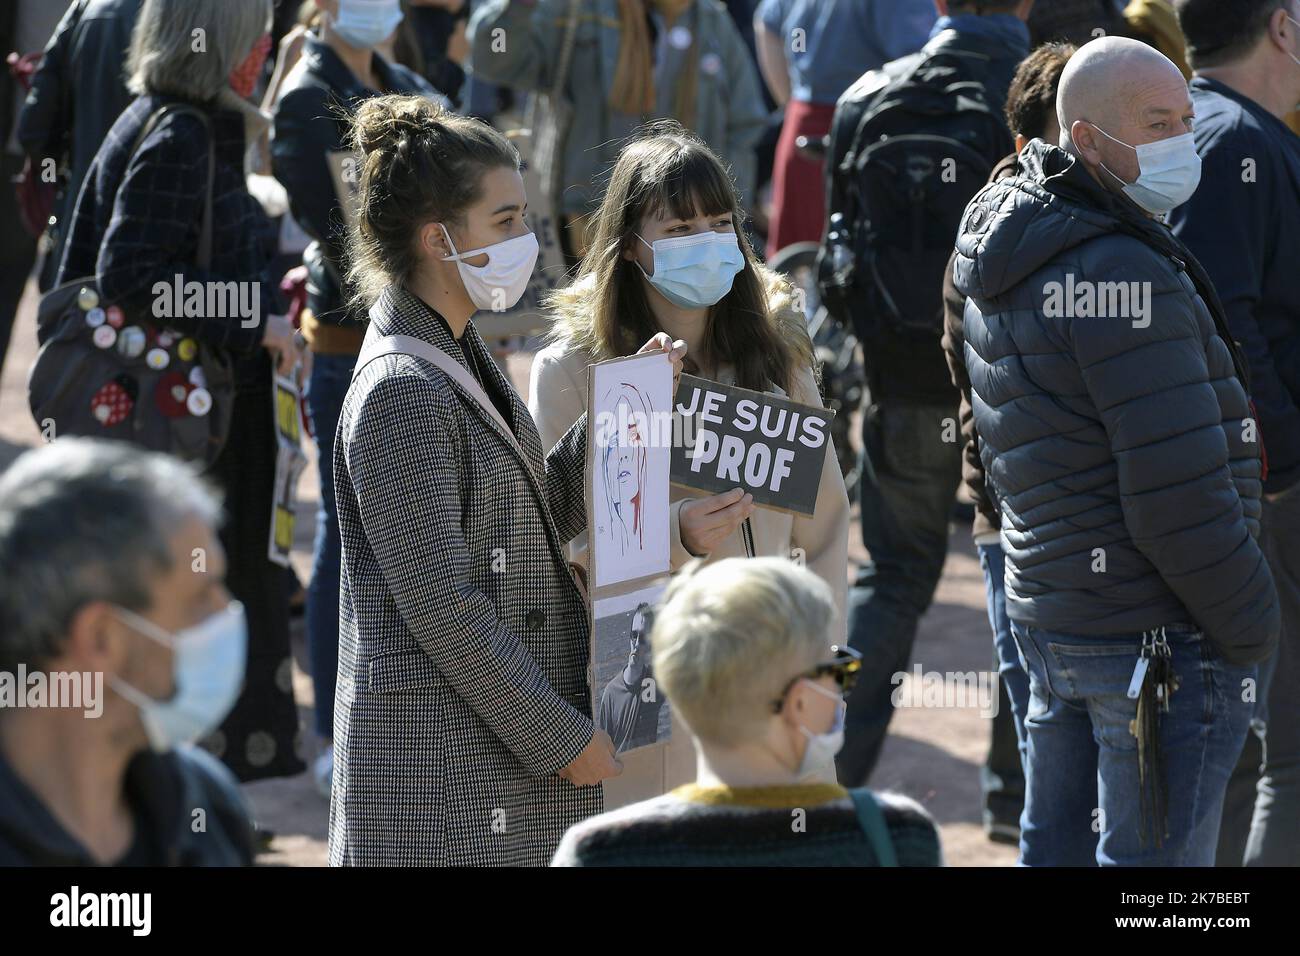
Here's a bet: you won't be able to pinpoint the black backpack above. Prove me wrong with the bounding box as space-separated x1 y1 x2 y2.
818 31 1017 346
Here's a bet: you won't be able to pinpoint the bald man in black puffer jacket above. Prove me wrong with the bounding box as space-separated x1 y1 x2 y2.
954 37 1279 866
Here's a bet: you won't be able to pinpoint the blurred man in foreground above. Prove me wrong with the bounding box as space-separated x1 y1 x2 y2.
0 440 253 866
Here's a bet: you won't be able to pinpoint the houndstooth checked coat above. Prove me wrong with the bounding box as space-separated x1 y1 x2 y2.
329 285 602 866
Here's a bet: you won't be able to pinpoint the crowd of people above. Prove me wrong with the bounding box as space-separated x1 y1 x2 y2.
0 0 1295 870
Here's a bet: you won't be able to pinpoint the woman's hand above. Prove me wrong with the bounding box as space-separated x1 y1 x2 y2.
679 488 754 557
295 333 313 391
261 313 300 375
638 332 688 394
559 728 623 787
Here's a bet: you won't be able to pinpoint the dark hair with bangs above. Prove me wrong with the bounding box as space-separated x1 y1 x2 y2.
625 127 737 229
552 121 807 395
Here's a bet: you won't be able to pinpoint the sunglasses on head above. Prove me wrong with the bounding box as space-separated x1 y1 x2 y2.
771 644 862 714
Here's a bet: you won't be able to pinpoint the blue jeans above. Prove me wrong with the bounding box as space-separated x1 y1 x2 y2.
1243 485 1300 865
979 542 1030 827
305 351 354 740
1012 621 1256 866
838 400 961 787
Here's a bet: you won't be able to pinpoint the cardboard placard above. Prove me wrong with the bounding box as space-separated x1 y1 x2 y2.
670 374 834 518
267 366 308 568
474 128 570 340
585 351 674 755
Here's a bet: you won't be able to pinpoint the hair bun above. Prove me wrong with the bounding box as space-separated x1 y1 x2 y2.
350 94 449 158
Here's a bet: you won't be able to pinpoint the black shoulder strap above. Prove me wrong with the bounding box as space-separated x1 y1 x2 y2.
1109 216 1252 391
128 104 216 270
52 0 96 154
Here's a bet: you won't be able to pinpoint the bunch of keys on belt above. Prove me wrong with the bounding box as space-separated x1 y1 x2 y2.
1128 627 1181 847
1128 627 1180 713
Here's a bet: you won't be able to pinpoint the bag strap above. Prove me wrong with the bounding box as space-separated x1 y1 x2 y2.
47 0 94 150
550 0 582 102
352 332 524 459
128 104 215 270
849 789 899 867
355 330 593 600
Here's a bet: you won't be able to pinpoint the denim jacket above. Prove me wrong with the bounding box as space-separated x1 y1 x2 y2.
468 0 768 216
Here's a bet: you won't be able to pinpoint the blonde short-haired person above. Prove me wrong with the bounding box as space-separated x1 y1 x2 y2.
552 558 941 866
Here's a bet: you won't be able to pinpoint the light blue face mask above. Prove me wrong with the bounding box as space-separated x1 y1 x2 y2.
109 602 248 753
636 230 746 309
331 0 404 50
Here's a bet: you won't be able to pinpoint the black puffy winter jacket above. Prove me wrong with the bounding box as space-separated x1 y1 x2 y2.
953 139 1279 664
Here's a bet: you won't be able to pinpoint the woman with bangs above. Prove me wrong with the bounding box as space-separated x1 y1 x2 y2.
529 123 849 808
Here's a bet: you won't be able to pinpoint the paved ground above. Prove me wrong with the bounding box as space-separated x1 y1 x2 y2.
0 275 1016 867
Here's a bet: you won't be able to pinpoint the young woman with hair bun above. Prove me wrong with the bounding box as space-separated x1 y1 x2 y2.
329 94 684 866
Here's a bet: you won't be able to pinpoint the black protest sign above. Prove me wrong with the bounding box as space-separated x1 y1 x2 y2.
670 374 834 518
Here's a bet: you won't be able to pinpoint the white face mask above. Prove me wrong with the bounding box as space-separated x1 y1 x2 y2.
1287 15 1300 63
331 0 404 50
442 227 540 312
1086 122 1202 216
1287 15 1300 108
795 679 846 783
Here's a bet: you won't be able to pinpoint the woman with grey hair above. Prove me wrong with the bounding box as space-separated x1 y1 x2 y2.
56 0 305 783
553 557 943 866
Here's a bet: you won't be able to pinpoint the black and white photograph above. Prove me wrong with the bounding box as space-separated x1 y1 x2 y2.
592 584 670 755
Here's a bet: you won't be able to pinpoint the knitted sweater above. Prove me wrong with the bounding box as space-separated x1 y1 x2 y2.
551 783 942 867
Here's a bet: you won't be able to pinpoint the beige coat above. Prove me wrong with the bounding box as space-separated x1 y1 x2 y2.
526 286 851 809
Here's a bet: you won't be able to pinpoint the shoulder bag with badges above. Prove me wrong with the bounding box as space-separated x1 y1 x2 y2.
27 104 235 468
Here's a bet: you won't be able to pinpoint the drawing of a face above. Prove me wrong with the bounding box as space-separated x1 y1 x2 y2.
601 383 651 553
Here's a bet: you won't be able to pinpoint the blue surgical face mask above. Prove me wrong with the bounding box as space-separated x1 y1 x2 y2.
636 230 745 309
109 602 248 753
795 679 846 783
331 0 404 50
